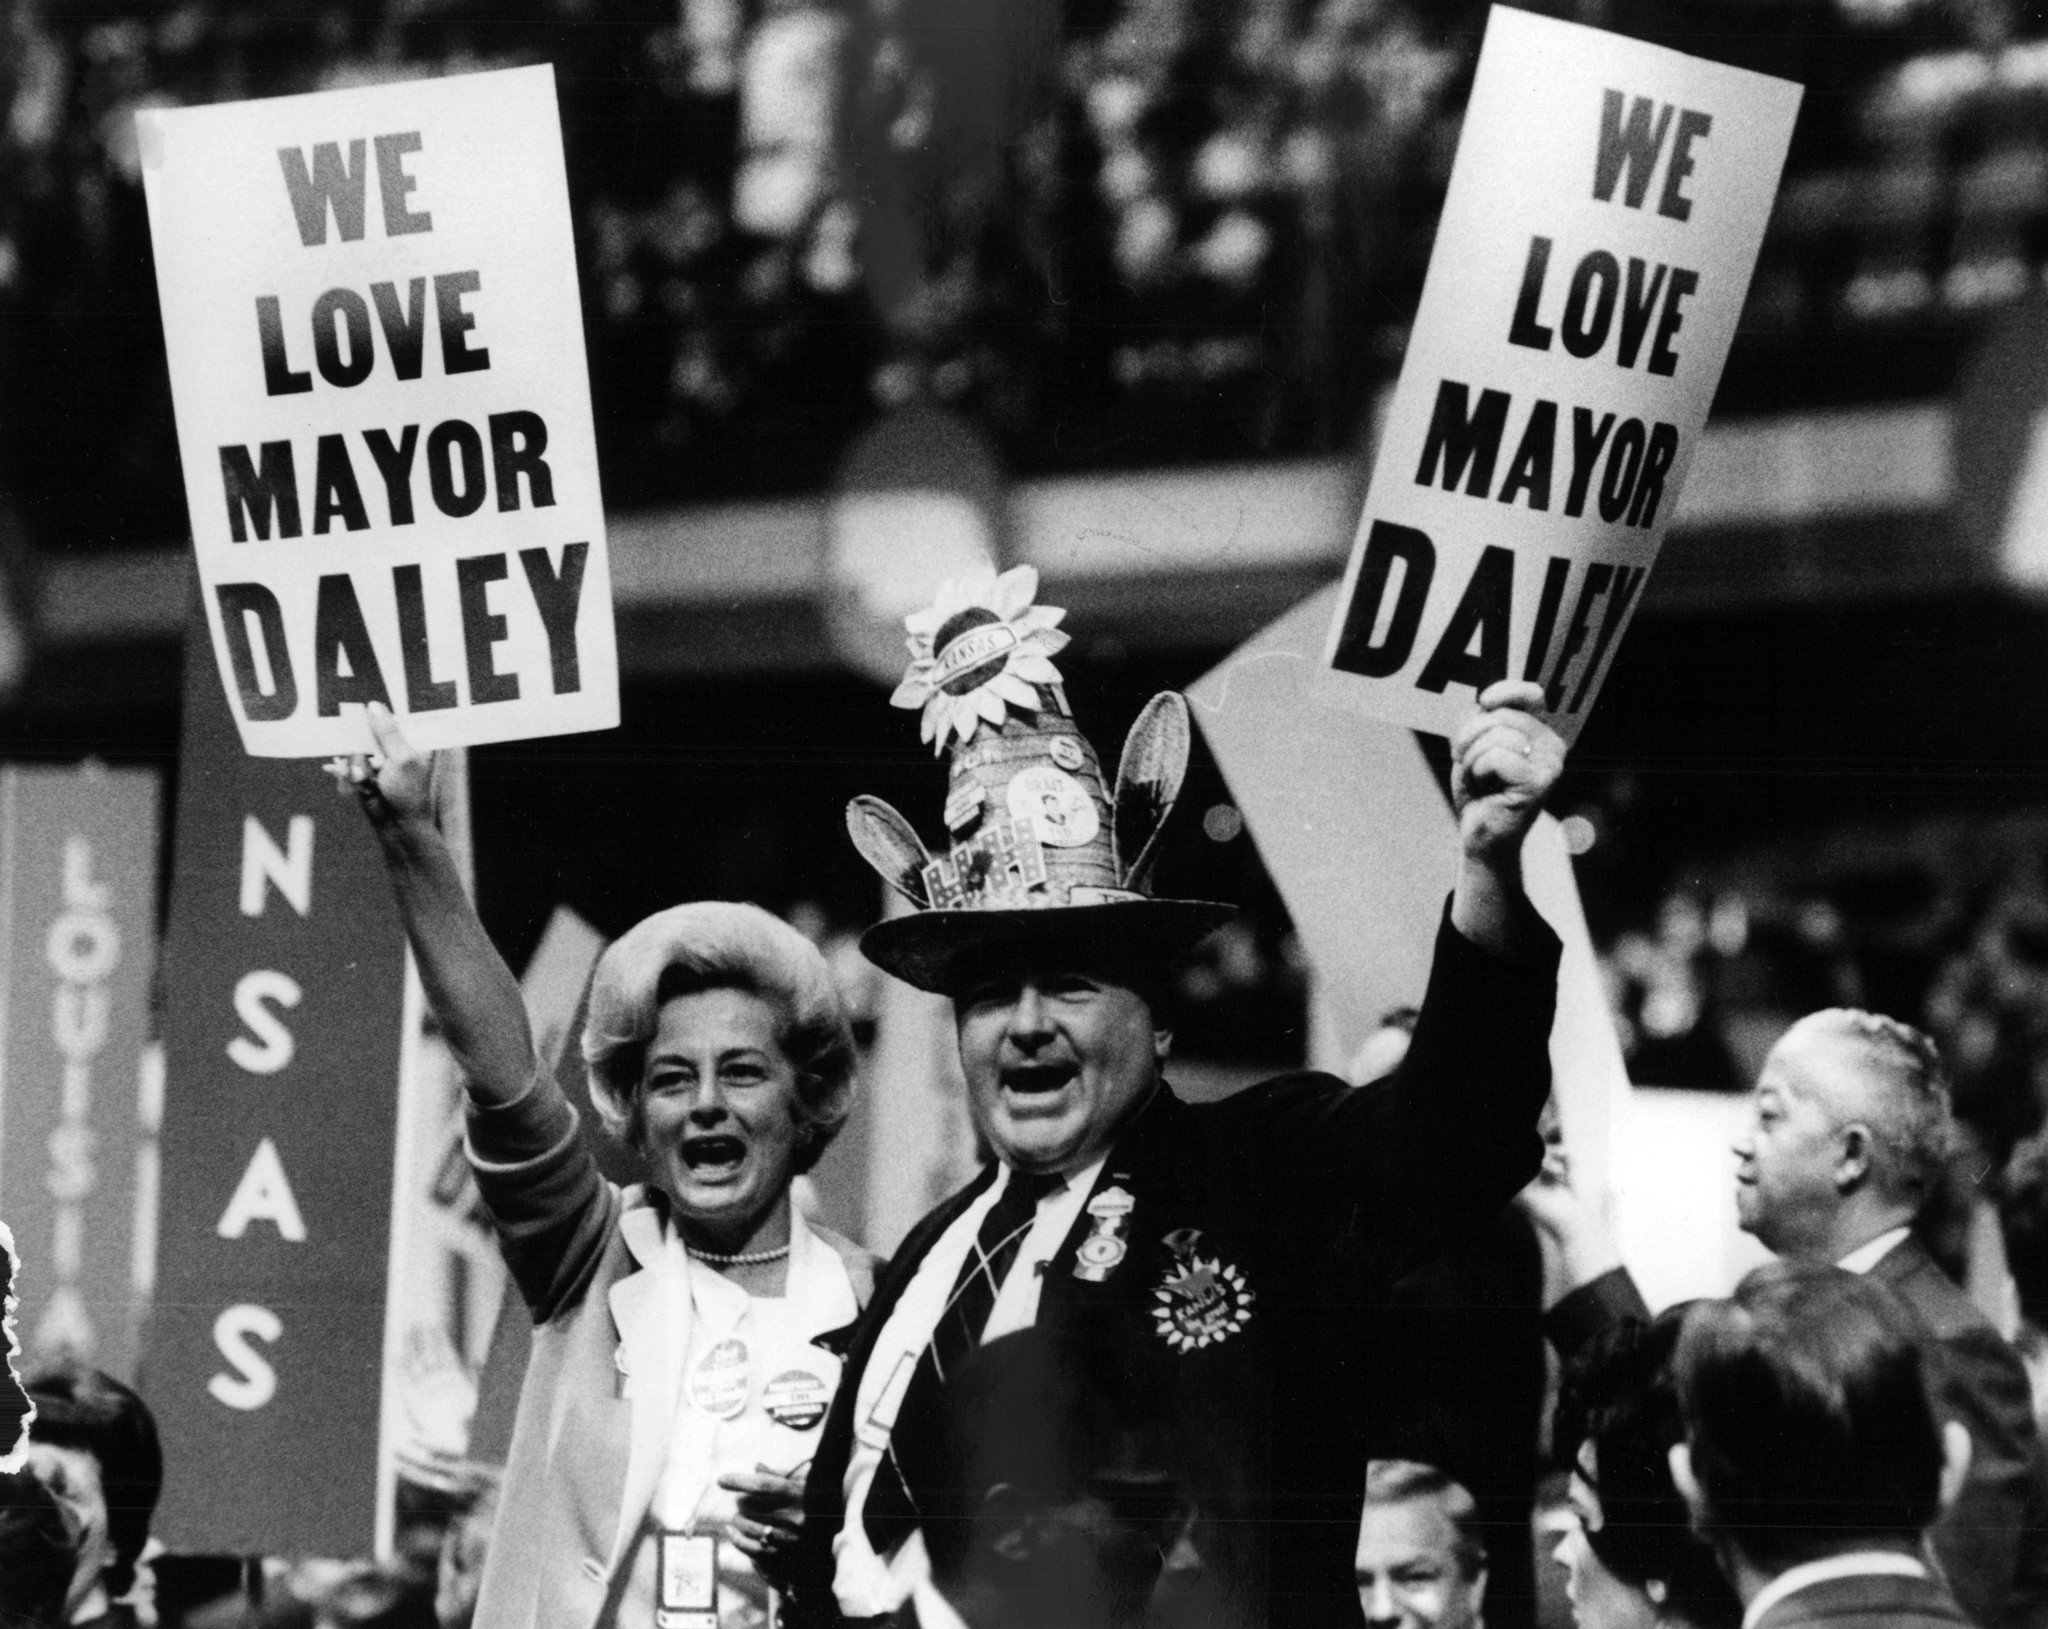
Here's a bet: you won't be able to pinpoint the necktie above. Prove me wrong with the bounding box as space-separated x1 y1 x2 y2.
862 1167 1063 1551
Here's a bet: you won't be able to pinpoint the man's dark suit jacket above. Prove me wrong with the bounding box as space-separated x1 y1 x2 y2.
1547 1239 2048 1629
1871 1236 2048 1629
789 905 1560 1629
1749 1570 1972 1629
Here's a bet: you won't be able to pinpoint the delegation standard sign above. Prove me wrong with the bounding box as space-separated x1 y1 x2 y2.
1324 8 1801 742
138 64 618 757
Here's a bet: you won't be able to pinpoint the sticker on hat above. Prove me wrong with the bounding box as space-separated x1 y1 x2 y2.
1008 766 1099 848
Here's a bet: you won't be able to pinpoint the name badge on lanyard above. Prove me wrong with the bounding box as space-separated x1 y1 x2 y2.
657 1532 717 1629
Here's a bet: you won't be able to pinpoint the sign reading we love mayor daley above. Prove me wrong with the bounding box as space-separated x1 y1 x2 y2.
1324 9 1801 744
140 65 618 757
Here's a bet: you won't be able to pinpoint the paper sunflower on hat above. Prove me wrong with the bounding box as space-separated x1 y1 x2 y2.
847 569 1236 994
891 566 1071 752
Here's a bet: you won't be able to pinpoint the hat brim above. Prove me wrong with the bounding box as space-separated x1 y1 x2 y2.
860 898 1238 996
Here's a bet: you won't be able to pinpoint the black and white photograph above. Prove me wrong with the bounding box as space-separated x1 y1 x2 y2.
1 2 2046 1627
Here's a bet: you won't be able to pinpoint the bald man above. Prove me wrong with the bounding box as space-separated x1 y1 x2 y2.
1734 1009 2048 1629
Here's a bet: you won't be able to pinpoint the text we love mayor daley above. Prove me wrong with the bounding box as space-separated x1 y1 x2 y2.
1338 91 1715 710
209 133 587 727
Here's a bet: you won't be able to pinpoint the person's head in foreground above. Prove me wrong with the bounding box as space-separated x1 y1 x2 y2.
1551 1308 1737 1629
433 1471 500 1629
21 1360 162 1625
1670 1263 1971 1608
582 900 858 1252
1354 1461 1488 1629
1732 1008 1952 1263
0 1470 76 1629
916 1326 1192 1629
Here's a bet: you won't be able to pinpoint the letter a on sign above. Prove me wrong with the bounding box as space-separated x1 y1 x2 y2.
216 1137 309 1242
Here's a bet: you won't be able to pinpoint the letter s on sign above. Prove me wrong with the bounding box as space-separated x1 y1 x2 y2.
209 1303 283 1411
228 970 302 1075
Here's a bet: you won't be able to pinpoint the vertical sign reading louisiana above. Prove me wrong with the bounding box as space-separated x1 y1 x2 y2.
139 64 617 757
1324 10 1801 742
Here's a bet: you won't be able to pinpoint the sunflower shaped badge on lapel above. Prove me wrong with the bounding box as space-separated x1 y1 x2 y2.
845 568 1236 995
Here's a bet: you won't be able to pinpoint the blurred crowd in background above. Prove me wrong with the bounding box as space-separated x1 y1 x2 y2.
5 0 2048 546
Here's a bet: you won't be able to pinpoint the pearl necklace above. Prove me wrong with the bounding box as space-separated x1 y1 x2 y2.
687 1241 791 1266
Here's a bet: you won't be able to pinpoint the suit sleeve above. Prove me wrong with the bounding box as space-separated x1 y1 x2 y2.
1543 1267 1652 1370
1927 1321 2039 1628
465 1065 618 1325
1227 895 1560 1266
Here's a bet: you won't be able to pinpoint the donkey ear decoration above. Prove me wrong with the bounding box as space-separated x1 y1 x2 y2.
846 796 933 909
1111 692 1192 893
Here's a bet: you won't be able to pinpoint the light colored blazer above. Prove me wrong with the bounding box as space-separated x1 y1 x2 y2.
465 1072 878 1629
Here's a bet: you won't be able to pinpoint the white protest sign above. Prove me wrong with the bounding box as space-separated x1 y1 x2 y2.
139 65 618 757
1323 8 1799 743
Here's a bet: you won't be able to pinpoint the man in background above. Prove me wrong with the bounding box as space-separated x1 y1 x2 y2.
1354 1461 1489 1629
1733 1009 2048 1627
1671 1264 1972 1629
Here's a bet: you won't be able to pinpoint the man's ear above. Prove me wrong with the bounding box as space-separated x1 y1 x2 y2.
1469 1565 1488 1614
982 1484 1039 1565
1154 1026 1174 1067
1834 1122 1874 1194
1938 1421 1973 1516
1668 1443 1711 1536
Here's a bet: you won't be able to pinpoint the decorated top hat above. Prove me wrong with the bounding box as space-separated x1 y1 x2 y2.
848 566 1235 994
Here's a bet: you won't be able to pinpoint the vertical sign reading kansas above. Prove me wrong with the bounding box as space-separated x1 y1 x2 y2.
144 623 412 1555
1324 10 1800 742
138 65 618 757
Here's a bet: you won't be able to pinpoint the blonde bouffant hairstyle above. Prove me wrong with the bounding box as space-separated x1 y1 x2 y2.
581 902 857 1172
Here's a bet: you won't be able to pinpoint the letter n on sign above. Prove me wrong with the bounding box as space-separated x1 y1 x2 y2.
142 604 410 1555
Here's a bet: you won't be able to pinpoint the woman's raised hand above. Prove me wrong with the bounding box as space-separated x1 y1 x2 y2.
329 701 435 831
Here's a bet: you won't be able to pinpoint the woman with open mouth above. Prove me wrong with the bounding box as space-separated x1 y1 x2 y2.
339 702 877 1629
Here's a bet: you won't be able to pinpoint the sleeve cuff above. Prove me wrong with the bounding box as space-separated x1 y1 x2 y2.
1544 1267 1651 1363
466 1063 580 1171
1437 890 1563 980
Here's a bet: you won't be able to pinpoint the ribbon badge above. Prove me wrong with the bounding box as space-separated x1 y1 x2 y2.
1074 1186 1135 1282
1152 1227 1254 1352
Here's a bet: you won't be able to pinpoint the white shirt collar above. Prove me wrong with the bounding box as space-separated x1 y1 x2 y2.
996 1154 1106 1200
1741 1553 1929 1629
1836 1225 1913 1276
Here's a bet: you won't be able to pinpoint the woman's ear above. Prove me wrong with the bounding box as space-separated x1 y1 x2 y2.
1938 1421 1973 1516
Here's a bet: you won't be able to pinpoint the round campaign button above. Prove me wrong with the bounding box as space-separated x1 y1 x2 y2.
1006 766 1100 849
763 1369 832 1431
688 1338 751 1420
1077 1235 1127 1271
1049 735 1086 771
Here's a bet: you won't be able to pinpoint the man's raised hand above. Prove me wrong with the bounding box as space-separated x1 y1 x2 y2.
1450 680 1566 866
